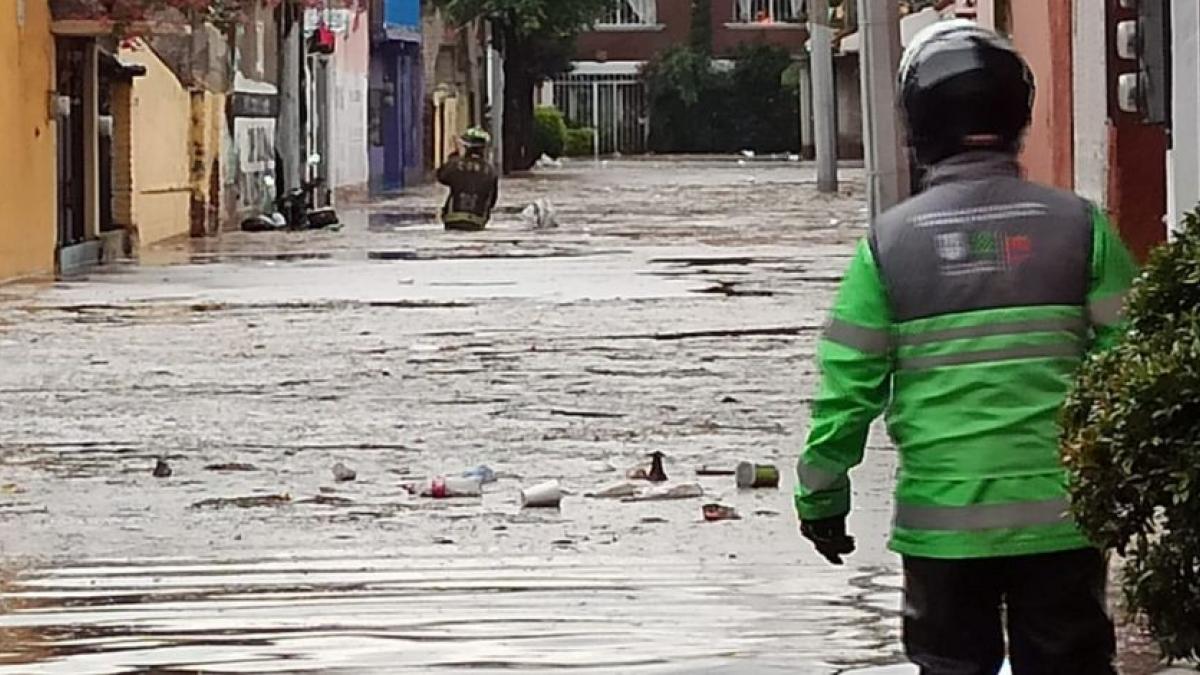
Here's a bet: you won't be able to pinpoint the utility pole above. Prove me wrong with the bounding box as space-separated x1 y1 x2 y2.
485 21 504 171
857 0 910 218
278 2 304 196
808 0 838 193
798 60 814 159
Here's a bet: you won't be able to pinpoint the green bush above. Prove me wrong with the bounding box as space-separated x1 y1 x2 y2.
1062 209 1200 661
564 127 595 157
533 105 568 159
642 43 799 154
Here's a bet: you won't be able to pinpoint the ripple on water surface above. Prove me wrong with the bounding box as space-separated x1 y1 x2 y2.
0 553 903 673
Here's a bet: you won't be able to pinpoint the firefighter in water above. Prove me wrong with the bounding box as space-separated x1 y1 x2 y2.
437 127 499 231
793 21 1137 674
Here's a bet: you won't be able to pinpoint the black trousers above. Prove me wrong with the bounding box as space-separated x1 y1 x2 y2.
903 548 1117 675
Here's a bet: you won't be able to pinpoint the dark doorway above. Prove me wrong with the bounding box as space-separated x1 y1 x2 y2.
56 38 89 248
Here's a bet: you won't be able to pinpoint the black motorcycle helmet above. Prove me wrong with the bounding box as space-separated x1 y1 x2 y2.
898 20 1035 166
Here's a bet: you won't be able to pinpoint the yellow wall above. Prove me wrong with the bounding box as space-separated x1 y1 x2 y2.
190 89 226 237
0 0 58 282
119 40 192 246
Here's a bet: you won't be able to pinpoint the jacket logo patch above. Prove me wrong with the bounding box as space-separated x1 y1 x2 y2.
935 232 970 262
1004 234 1034 266
935 231 1007 276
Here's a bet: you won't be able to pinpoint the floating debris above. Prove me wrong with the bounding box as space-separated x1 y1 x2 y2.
621 483 704 503
332 462 357 482
586 482 642 499
190 494 291 509
521 480 563 508
152 459 172 478
299 494 355 506
420 476 483 498
696 466 736 477
736 462 780 489
204 462 258 472
647 451 668 483
703 503 741 522
462 465 498 484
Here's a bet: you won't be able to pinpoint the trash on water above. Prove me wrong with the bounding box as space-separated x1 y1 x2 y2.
586 482 643 499
621 483 704 502
462 465 498 484
298 494 355 506
190 494 291 509
205 462 258 472
332 462 357 482
626 451 668 482
521 199 559 229
535 154 564 169
521 480 563 508
648 451 667 483
696 466 736 477
703 503 741 522
153 459 172 478
421 476 483 498
736 461 780 489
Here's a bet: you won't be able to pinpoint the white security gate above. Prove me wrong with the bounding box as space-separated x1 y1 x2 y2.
552 72 648 155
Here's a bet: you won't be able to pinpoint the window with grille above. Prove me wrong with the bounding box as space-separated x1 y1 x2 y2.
598 0 657 26
732 0 804 24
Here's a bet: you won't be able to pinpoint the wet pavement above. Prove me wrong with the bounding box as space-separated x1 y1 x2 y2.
0 159 1159 673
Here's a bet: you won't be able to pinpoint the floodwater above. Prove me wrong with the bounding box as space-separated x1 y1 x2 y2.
0 159 1154 673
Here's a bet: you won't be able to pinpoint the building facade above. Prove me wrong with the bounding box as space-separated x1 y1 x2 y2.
563 0 814 156
0 0 58 281
369 0 423 192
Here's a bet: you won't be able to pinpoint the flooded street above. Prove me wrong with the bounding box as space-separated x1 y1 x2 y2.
0 159 919 672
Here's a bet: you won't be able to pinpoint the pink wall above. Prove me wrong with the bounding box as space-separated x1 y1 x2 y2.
1007 0 1074 190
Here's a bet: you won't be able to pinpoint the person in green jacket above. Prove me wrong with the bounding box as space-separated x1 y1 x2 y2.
794 21 1138 674
437 127 499 231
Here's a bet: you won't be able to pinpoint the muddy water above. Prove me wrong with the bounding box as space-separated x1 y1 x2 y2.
0 160 921 671
0 553 902 673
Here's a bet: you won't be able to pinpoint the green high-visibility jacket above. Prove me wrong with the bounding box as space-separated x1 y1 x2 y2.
795 152 1138 560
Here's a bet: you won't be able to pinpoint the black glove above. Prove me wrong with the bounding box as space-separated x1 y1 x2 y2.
800 517 856 565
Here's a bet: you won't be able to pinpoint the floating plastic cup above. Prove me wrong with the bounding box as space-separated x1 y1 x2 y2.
521 480 563 508
736 461 780 489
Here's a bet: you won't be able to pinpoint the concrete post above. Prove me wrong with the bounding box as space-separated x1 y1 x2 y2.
486 21 504 170
278 4 303 194
798 59 814 160
82 41 100 240
808 0 838 192
857 0 909 217
1073 0 1109 206
1169 0 1200 236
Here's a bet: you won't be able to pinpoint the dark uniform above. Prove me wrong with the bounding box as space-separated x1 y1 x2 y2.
437 153 498 231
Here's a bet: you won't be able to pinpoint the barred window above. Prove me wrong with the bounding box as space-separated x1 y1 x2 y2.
598 0 657 26
732 0 804 24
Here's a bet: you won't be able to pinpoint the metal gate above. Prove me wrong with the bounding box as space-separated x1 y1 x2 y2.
552 73 647 155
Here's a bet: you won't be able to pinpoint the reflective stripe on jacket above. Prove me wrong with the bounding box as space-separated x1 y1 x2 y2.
795 151 1138 559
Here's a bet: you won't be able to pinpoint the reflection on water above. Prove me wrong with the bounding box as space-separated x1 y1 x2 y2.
0 553 902 674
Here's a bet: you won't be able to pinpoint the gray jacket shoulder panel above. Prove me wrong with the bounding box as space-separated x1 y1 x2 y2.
871 176 1092 323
